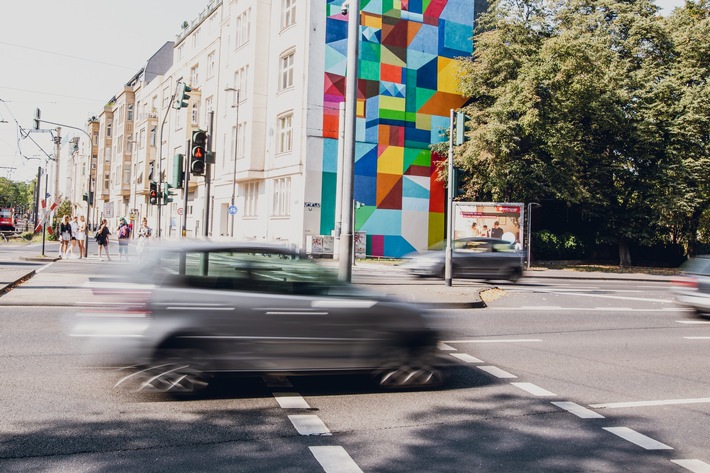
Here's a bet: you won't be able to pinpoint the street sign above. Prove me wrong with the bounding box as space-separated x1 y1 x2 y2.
177 207 183 216
228 205 238 215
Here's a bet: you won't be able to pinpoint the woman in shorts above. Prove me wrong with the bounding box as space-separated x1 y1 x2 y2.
76 215 87 259
96 219 112 261
59 215 72 258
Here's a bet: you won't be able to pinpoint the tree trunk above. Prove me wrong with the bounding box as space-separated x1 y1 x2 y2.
618 239 632 267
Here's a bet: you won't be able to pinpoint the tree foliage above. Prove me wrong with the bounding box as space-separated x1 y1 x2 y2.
456 0 710 264
0 177 36 212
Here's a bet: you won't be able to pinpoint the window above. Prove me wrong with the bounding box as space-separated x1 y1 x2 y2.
106 121 112 137
243 181 259 217
127 104 134 121
139 128 146 149
279 51 294 90
236 9 251 48
190 64 199 87
233 66 249 99
122 164 131 186
282 0 296 29
238 122 247 160
92 131 99 147
205 96 213 117
272 177 291 216
127 134 133 154
177 44 184 61
163 87 170 109
193 28 200 48
207 51 216 78
150 127 157 147
277 113 293 154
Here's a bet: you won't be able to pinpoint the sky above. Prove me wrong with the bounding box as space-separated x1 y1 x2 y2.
0 0 688 183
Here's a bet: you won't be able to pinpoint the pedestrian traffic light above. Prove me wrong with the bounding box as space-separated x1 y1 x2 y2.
149 181 158 205
190 129 207 175
173 83 192 110
451 166 467 197
455 111 470 145
163 183 177 205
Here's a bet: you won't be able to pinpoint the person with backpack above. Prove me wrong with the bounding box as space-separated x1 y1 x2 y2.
117 217 131 261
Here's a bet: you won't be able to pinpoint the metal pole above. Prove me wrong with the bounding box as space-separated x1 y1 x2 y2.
228 89 240 238
444 109 455 286
338 0 360 283
182 139 191 238
204 111 215 237
41 170 48 257
53 127 61 201
334 102 346 259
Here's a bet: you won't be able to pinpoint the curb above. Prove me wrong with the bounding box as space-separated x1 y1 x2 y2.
0 269 37 296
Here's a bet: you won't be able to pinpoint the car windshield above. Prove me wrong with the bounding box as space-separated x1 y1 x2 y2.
681 257 710 276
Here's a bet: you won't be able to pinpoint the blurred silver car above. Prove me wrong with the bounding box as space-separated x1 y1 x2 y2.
401 237 524 282
671 255 710 317
73 241 444 395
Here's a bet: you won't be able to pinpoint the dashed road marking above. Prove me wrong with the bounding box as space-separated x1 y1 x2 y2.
676 320 710 324
273 392 310 409
590 397 710 409
551 401 604 419
670 459 710 473
511 382 556 397
477 366 517 379
289 415 332 436
443 339 542 344
437 342 456 351
684 336 710 340
603 427 672 450
450 353 483 363
309 446 364 473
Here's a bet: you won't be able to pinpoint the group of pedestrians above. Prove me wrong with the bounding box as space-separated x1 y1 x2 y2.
59 216 152 262
58 215 87 259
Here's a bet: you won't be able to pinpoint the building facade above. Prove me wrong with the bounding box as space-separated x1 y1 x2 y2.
79 0 477 257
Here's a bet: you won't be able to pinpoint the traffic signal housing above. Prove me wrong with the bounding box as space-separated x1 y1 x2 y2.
163 183 177 205
82 191 94 205
149 181 158 205
451 166 467 198
190 129 207 175
173 83 192 110
455 111 470 145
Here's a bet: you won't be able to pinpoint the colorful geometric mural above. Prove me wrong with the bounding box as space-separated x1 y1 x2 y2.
321 0 475 257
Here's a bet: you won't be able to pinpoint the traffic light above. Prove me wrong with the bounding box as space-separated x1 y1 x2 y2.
173 83 192 110
455 111 470 145
171 153 184 188
451 166 467 198
82 191 94 205
34 108 41 130
163 183 177 205
190 129 207 175
149 181 158 205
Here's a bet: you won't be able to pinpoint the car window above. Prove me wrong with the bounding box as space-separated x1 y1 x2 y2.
492 243 516 253
459 241 491 253
681 257 710 275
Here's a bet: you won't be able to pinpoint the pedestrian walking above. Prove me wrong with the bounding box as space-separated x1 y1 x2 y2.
76 215 87 259
117 217 131 261
136 218 152 259
59 215 73 259
69 216 79 258
96 219 112 261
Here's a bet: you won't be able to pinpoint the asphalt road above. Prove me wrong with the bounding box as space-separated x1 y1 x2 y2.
0 253 708 472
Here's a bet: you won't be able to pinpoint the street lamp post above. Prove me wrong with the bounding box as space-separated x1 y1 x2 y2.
225 87 240 238
338 0 360 283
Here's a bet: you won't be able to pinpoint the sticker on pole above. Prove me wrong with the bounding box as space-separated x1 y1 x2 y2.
228 205 238 215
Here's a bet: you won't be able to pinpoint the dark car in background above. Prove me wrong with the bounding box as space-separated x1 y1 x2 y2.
72 241 445 396
400 237 524 282
671 255 710 317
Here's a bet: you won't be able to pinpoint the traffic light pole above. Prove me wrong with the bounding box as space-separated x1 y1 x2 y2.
445 109 455 287
182 138 191 238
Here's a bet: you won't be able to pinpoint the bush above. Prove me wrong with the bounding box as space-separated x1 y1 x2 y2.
532 230 586 260
21 232 34 241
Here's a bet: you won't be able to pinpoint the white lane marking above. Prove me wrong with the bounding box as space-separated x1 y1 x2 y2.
551 401 605 419
309 446 364 473
262 375 293 388
437 342 456 351
520 306 563 310
273 392 310 409
35 262 54 274
603 427 672 450
511 382 556 397
450 353 483 363
685 337 710 340
590 397 710 409
312 300 376 309
288 415 332 436
677 320 710 325
477 366 517 379
443 339 542 344
525 289 673 303
487 307 689 312
671 459 710 473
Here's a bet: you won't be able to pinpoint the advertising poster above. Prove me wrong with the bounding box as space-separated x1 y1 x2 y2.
454 202 524 247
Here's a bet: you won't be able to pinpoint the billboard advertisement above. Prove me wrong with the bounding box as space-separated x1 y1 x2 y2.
453 202 524 248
